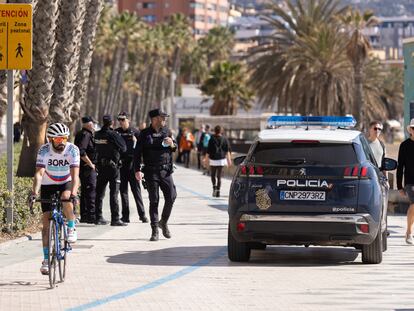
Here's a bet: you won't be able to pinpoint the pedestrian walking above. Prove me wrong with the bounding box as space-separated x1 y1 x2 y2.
397 118 414 244
115 112 148 224
175 127 183 163
201 124 211 175
74 116 97 224
134 108 177 241
195 125 205 170
179 127 195 168
95 115 127 226
203 125 232 197
367 120 386 168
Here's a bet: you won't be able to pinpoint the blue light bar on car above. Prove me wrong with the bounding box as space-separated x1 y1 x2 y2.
267 116 357 128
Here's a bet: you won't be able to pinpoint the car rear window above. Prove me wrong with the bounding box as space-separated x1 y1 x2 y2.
250 142 358 166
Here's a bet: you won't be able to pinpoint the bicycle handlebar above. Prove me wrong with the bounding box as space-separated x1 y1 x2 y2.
28 197 76 214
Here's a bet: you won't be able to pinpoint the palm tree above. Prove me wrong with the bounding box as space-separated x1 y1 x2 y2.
85 5 116 120
49 0 87 124
248 0 350 115
17 0 60 177
200 61 254 115
103 11 141 116
199 26 235 68
381 66 403 119
71 0 104 127
341 9 379 129
181 44 208 84
362 57 388 122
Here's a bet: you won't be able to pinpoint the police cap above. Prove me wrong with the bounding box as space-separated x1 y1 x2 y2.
117 111 129 120
148 108 169 119
81 116 96 124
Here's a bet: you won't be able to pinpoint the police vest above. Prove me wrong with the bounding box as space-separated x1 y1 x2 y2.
95 129 121 163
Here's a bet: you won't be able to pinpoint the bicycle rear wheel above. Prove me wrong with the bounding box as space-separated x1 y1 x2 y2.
58 223 67 282
48 219 57 288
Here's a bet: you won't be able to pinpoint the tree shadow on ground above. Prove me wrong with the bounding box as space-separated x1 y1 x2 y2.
0 280 51 292
106 245 360 267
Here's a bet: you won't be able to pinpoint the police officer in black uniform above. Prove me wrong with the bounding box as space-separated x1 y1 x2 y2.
134 109 177 241
115 111 148 223
74 116 97 224
95 115 128 226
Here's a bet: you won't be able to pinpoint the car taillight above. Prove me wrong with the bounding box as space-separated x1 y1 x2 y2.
241 165 247 175
249 166 255 175
237 222 246 232
360 167 368 177
344 166 369 178
239 165 264 176
256 166 264 175
358 223 369 234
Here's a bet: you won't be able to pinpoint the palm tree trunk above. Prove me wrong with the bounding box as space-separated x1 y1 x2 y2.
17 0 59 177
111 38 128 115
104 46 123 114
50 0 86 124
354 64 365 129
71 0 103 124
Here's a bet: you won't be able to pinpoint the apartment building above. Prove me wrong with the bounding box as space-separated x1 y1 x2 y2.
118 0 229 36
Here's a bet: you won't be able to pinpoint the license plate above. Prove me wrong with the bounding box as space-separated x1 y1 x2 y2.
280 190 326 201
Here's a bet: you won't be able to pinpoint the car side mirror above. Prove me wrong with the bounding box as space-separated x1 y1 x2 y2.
382 158 397 171
233 155 246 166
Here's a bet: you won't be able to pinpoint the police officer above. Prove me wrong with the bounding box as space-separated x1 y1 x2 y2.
95 115 128 226
134 108 177 241
115 111 148 223
74 116 97 224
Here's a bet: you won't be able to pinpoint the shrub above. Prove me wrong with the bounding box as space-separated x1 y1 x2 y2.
0 143 41 233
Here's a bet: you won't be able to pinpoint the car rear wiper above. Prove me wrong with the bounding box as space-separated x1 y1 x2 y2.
271 158 306 165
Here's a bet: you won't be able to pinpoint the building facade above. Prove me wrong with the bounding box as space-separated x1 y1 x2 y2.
118 0 229 36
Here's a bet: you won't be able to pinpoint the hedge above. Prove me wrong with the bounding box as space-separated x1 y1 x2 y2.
0 143 41 233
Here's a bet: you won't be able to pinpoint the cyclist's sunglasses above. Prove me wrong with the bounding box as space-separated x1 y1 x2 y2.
49 136 68 143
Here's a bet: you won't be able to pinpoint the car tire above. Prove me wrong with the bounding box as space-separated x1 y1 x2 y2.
228 226 251 262
382 230 387 252
362 226 383 264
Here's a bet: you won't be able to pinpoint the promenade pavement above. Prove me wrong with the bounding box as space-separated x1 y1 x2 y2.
1 166 414 311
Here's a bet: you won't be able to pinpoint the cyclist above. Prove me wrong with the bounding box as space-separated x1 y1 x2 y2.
30 123 80 275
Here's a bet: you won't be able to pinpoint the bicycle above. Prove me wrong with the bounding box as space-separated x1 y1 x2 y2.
29 193 74 289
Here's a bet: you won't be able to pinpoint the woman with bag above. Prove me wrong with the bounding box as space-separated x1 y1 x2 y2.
179 127 195 168
204 125 231 197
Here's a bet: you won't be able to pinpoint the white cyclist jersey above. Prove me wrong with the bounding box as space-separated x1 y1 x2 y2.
35 142 80 185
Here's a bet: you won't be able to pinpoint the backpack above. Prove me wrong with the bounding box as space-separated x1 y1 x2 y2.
202 133 211 149
210 135 226 159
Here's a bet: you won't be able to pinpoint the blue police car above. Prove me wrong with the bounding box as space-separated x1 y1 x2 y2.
228 116 397 264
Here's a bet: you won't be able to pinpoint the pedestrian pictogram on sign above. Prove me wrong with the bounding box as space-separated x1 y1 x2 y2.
0 4 32 70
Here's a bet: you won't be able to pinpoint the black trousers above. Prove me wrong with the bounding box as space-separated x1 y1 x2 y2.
120 163 145 221
95 165 121 223
80 166 97 221
144 169 177 227
210 166 224 189
182 150 190 168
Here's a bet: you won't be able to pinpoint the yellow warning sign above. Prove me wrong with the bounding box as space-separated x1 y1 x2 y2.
0 4 32 70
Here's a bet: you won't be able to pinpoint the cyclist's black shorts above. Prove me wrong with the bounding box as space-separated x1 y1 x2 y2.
40 182 72 213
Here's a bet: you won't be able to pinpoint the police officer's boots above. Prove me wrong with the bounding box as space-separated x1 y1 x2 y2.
150 225 159 241
159 219 171 239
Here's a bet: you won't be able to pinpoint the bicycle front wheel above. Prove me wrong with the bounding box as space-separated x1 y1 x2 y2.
48 219 57 288
58 223 67 282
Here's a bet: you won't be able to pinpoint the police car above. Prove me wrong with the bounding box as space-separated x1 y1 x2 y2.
228 116 397 264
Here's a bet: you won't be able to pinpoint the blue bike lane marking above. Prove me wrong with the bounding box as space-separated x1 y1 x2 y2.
66 184 228 311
